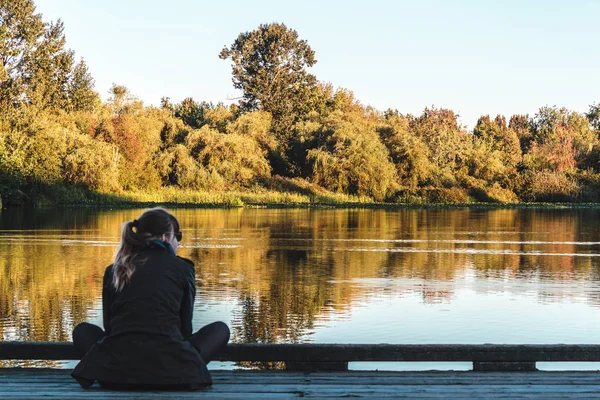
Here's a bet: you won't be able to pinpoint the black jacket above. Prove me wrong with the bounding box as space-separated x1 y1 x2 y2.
71 244 211 388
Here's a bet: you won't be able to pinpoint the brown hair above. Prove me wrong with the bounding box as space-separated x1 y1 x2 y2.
113 207 180 291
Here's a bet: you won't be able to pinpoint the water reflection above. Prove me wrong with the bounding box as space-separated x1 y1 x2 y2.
1 208 600 360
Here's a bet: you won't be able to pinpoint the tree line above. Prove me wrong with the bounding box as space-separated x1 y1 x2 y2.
1 0 600 206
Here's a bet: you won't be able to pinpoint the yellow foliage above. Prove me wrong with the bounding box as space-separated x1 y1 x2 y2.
186 126 271 187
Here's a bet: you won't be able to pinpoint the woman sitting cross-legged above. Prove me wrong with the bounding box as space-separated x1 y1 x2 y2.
71 207 230 390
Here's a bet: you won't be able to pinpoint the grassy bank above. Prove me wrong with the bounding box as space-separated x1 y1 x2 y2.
3 181 600 210
0 181 371 208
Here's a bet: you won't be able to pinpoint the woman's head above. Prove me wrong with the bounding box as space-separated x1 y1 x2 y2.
132 208 181 253
113 207 182 291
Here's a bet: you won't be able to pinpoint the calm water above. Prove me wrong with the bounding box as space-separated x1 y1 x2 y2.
2 207 600 369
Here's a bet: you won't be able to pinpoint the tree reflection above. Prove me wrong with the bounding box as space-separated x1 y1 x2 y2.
1 207 599 356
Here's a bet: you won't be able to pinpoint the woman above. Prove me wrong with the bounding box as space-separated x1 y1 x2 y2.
71 207 230 390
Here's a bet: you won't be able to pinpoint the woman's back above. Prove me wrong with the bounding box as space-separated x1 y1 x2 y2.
104 246 195 338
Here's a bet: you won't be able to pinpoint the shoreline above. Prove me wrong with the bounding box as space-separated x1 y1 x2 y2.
4 186 600 210
4 200 600 210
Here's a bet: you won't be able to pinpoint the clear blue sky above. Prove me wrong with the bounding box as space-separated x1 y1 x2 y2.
35 0 600 127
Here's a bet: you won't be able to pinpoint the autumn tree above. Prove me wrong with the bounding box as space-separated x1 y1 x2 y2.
227 111 276 153
473 115 521 169
524 106 596 172
154 144 209 189
378 112 434 189
104 84 165 189
287 86 366 177
408 107 471 187
583 103 600 173
508 114 532 154
186 126 271 188
306 111 396 201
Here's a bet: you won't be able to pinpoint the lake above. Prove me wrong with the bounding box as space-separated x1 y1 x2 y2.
1 207 600 370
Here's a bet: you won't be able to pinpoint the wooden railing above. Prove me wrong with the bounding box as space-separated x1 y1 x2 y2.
3 342 600 371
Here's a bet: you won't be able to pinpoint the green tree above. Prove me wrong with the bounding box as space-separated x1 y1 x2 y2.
159 113 189 148
62 129 119 191
186 126 271 188
306 111 396 201
473 115 521 170
586 103 600 131
508 114 532 154
467 137 507 184
204 104 233 133
408 107 471 186
227 111 276 153
154 144 211 189
0 0 45 111
378 112 434 189
286 86 366 177
172 97 209 129
220 23 318 157
67 60 98 112
0 0 97 114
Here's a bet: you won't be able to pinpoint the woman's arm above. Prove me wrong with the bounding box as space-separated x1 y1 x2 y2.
102 265 113 335
179 259 196 340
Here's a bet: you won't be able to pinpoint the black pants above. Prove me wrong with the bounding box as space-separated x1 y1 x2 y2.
73 321 231 364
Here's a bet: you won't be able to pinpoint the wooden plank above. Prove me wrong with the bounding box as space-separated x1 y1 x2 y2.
5 342 600 363
3 383 600 393
285 361 349 371
1 395 598 400
4 384 600 397
0 393 299 399
0 342 79 360
473 362 537 371
3 369 600 379
5 369 600 399
7 374 600 386
4 371 600 399
5 369 600 385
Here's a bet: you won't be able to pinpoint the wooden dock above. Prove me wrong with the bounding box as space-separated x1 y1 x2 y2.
4 368 600 398
3 342 600 398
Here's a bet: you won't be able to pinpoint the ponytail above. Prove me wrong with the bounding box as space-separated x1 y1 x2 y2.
113 220 146 291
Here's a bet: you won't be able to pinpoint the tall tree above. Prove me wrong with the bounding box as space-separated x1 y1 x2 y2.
67 60 97 112
219 23 317 143
0 0 44 111
0 0 97 114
